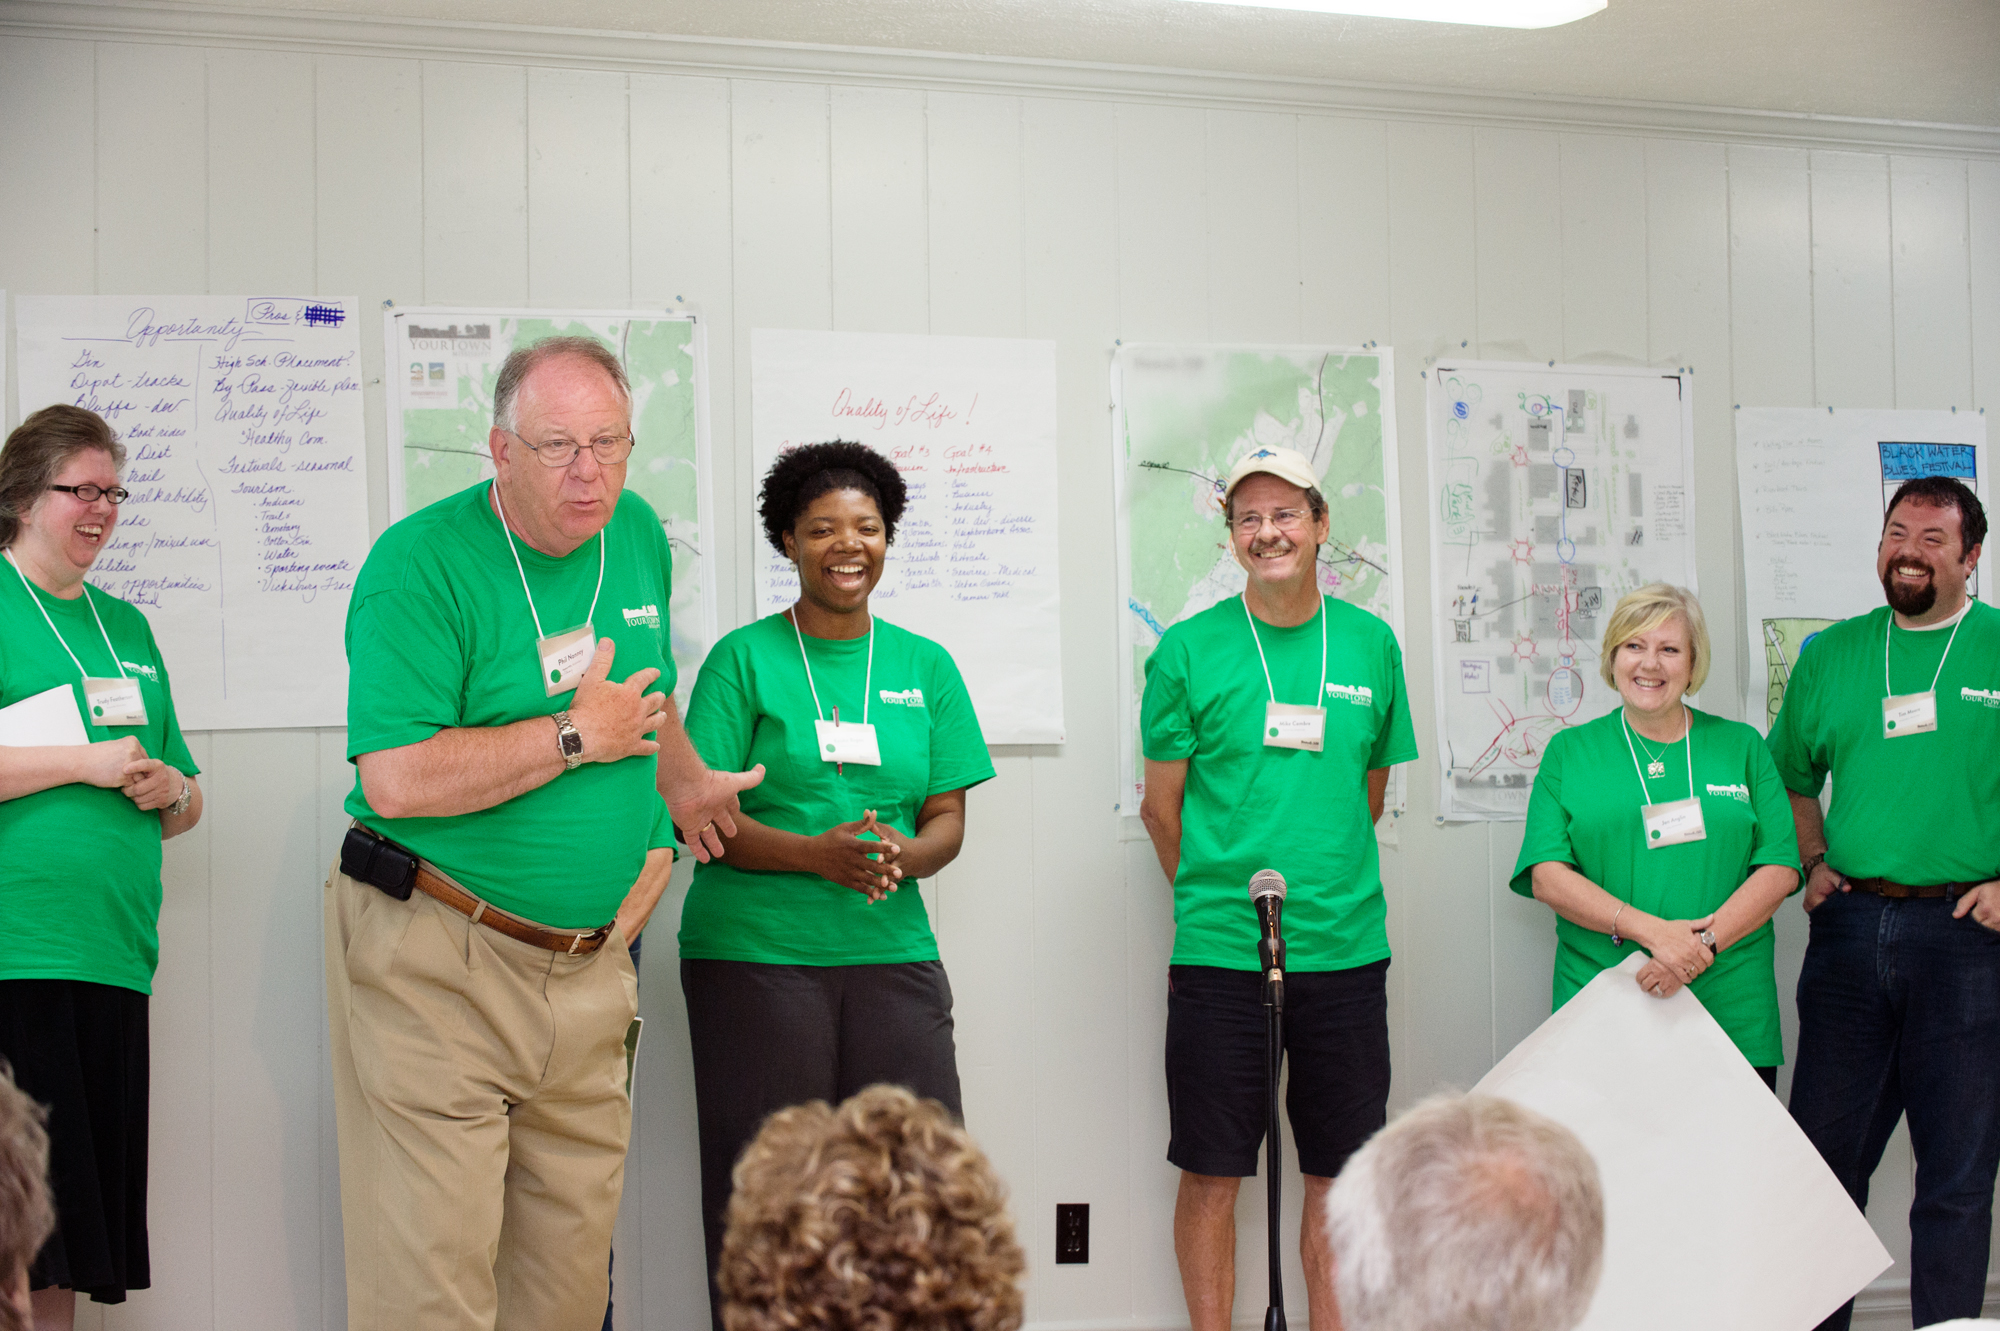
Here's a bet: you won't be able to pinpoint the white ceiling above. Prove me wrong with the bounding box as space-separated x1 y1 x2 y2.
142 0 2000 126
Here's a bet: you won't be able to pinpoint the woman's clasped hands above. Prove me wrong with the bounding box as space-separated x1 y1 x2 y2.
815 808 907 903
80 735 183 811
1634 913 1717 999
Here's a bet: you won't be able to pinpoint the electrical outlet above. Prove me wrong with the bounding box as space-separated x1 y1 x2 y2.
1056 1203 1089 1264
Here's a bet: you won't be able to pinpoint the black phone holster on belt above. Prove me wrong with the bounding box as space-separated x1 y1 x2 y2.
340 824 419 901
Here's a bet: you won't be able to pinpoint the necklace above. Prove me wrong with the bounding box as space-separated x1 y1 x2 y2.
1625 707 1685 778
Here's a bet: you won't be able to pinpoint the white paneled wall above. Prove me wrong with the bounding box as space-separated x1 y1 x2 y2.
2 16 1998 1330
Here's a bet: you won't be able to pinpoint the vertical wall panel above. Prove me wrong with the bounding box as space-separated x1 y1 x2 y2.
1890 155 1974 409
314 732 352 1331
0 37 94 302
1810 151 1895 408
929 92 1025 336
1473 126 1563 362
1559 133 1649 363
207 49 316 294
422 61 527 305
1298 115 1390 347
829 85 929 333
1116 103 1208 343
1728 146 1815 406
1205 109 1301 343
526 67 630 307
96 42 207 293
1974 160 2000 414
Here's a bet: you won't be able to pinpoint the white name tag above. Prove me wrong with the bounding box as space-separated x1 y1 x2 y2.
1642 796 1707 848
814 718 882 766
537 624 597 697
1263 701 1326 751
83 676 147 727
1882 691 1937 738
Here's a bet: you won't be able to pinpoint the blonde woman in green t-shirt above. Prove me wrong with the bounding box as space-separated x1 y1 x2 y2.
0 405 203 1322
1512 584 1800 1082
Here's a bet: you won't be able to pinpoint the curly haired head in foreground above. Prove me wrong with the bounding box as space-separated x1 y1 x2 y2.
719 1084 1025 1331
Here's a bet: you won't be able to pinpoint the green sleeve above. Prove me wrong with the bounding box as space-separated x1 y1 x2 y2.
144 616 199 776
1510 733 1574 895
1368 634 1420 769
1765 641 1827 797
1141 634 1196 762
923 647 995 796
345 586 464 759
684 639 754 771
1745 735 1803 883
648 793 676 854
648 515 678 698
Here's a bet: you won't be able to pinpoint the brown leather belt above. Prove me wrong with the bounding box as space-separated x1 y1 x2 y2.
1842 875 1980 901
412 863 614 956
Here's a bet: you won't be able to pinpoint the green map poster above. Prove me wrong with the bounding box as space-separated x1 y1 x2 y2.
1111 344 1404 813
384 308 715 706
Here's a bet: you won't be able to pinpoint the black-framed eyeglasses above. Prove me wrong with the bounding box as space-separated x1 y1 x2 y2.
502 429 636 468
50 483 130 505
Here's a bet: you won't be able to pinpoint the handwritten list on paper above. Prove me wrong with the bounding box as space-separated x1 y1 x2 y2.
751 329 1063 745
15 296 371 730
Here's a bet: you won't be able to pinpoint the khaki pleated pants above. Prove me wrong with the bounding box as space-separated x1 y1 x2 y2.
324 863 638 1331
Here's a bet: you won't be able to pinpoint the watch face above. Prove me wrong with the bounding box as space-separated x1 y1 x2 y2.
561 729 584 756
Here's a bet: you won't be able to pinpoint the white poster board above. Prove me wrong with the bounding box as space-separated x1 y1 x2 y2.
750 329 1064 746
1111 343 1403 813
15 295 370 730
383 307 716 707
1736 407 1989 729
1425 362 1697 821
1476 955 1892 1330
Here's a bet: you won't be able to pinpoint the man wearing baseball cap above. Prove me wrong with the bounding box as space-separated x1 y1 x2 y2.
1140 446 1417 1331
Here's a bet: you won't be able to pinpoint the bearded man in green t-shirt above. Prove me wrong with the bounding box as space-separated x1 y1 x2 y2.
326 337 762 1331
1769 475 2000 1331
1140 446 1417 1331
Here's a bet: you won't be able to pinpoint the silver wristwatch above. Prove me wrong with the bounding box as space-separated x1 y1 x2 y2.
165 771 194 817
1698 927 1718 956
553 711 584 771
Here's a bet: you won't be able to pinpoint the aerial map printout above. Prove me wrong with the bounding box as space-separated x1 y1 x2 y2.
1112 344 1403 813
385 308 715 705
1736 407 1988 730
1426 362 1696 821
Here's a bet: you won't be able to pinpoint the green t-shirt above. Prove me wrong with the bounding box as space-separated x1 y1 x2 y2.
1510 707 1800 1064
678 613 995 965
344 482 676 928
1141 595 1418 972
0 562 199 994
1768 602 2000 884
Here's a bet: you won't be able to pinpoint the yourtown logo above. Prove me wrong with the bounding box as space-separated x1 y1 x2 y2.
878 688 926 707
120 660 159 682
1705 783 1752 804
1961 686 2000 709
1325 683 1375 706
621 604 661 628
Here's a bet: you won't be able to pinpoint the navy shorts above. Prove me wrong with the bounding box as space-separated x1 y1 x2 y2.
1165 960 1390 1180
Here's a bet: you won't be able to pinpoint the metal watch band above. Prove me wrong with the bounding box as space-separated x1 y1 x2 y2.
1699 927 1717 956
553 711 584 771
165 771 193 817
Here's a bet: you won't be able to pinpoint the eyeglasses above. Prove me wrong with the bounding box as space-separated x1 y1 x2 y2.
502 429 636 468
50 483 130 505
1231 508 1313 536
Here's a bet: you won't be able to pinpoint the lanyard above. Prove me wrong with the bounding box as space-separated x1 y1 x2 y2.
790 608 874 725
1885 605 1966 697
6 548 127 681
1621 705 1694 806
1242 594 1327 706
492 482 604 640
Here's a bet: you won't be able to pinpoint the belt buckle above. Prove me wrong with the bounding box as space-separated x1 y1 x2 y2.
568 925 612 956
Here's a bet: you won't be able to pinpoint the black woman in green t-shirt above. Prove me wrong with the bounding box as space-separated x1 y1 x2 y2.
0 405 204 1321
1511 584 1800 1083
677 441 996 1330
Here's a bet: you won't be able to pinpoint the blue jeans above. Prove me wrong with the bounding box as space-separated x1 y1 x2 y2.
1789 891 2000 1330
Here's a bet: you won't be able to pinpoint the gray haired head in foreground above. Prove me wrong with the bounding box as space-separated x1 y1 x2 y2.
491 335 632 434
1327 1092 1604 1331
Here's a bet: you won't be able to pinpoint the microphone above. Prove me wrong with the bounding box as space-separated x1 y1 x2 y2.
1248 870 1287 1006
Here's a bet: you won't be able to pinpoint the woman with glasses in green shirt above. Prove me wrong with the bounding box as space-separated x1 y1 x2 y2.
677 441 995 1331
1512 584 1800 1085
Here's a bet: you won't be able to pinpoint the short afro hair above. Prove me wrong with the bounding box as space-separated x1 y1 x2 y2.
759 441 908 555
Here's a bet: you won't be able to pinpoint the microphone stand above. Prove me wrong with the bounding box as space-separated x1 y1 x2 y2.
1261 914 1286 1331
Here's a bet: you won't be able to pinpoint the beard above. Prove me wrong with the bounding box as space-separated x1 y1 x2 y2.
1881 565 1938 617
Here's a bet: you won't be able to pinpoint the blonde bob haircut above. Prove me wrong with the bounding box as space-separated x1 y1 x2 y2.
1598 583 1710 696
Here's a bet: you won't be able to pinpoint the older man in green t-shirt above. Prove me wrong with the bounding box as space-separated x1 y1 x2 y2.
326 337 761 1331
1769 475 2000 1331
1140 446 1417 1331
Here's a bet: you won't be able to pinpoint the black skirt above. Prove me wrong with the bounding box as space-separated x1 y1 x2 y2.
0 978 150 1304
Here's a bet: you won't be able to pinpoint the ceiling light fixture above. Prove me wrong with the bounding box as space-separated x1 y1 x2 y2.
1177 0 1606 28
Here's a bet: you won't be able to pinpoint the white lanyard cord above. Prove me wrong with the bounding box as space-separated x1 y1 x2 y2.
1242 593 1327 706
790 608 874 726
6 548 126 680
491 482 604 642
1621 705 1694 806
1885 606 1966 697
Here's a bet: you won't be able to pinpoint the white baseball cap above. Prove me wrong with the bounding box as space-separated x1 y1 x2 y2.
1223 446 1320 500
